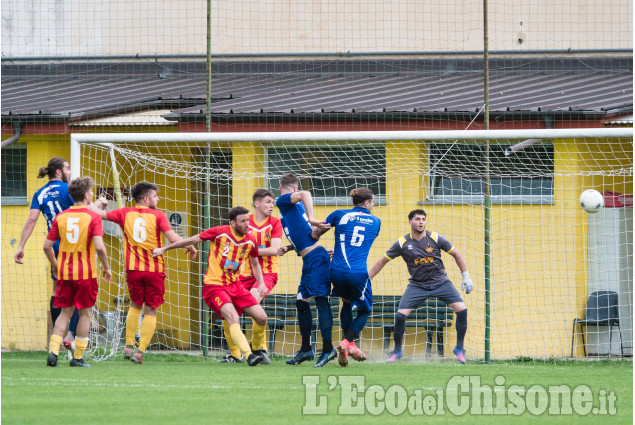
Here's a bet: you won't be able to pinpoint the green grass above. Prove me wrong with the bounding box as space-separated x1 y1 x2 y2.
2 351 632 425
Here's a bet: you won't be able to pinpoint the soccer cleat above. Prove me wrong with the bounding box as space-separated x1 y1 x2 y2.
69 358 91 367
252 349 271 365
453 346 466 364
63 339 75 361
385 350 403 363
247 352 264 367
131 351 143 364
337 340 349 367
46 352 58 367
217 354 245 364
286 350 315 365
313 349 337 368
122 346 134 360
347 343 367 362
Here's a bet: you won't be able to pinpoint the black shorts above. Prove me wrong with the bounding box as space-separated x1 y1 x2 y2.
398 280 463 310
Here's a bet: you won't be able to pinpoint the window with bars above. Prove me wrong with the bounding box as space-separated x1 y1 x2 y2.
266 145 386 205
1 145 28 205
427 142 554 204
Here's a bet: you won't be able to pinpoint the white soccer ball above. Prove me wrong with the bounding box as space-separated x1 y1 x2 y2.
579 189 605 213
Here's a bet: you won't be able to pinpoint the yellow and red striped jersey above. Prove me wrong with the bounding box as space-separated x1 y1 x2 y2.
241 215 282 276
200 225 258 286
47 206 104 280
106 206 172 272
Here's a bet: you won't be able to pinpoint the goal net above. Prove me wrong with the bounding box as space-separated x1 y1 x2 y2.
72 128 633 362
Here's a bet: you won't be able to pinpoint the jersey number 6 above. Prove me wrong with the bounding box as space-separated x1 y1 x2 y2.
133 217 147 243
351 226 365 247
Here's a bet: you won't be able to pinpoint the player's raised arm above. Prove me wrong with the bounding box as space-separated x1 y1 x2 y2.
369 256 390 279
289 190 330 230
14 209 41 264
255 237 281 257
153 234 203 258
87 196 109 220
163 230 198 260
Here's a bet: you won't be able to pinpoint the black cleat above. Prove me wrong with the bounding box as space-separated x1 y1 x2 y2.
285 350 315 365
252 349 271 365
217 354 244 363
69 358 91 367
247 352 264 367
47 352 58 367
313 349 337 368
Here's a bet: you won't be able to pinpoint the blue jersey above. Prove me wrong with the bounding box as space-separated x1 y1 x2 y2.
276 192 315 253
325 206 381 272
30 181 74 231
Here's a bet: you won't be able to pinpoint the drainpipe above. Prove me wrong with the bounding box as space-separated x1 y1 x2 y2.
1 122 22 149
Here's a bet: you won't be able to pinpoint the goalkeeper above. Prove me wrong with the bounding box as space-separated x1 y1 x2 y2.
369 209 473 364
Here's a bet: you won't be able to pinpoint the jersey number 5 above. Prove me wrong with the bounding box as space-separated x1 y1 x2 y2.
351 226 365 247
133 217 147 243
66 217 80 244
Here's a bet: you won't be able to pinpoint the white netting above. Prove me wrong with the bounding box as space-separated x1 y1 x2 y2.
76 130 633 362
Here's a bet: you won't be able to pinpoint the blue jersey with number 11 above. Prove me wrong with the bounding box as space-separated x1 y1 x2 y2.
325 206 381 272
31 181 74 231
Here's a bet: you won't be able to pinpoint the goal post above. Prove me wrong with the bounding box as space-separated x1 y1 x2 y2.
71 128 633 362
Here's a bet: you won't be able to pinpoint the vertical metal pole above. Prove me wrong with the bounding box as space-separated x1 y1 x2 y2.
202 0 213 359
483 0 492 364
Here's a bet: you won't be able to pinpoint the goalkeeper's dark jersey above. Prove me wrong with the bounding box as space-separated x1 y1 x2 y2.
384 230 454 289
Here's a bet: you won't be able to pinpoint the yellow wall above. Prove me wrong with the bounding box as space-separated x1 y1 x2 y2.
1 135 70 350
2 135 633 358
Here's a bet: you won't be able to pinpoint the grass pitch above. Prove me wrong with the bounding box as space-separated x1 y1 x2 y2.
2 351 632 425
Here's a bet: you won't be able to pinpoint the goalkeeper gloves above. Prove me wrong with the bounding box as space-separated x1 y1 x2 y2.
461 271 473 294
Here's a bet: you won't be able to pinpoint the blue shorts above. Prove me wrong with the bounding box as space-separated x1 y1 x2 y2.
330 268 372 312
297 246 331 299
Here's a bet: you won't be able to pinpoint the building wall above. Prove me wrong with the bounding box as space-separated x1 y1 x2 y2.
2 0 632 57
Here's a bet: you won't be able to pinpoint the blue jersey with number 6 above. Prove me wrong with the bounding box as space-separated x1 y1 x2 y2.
325 206 381 272
31 181 74 231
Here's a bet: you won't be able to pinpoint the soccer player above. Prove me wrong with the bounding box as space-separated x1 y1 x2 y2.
276 173 336 367
369 209 474 364
312 188 381 367
44 177 112 367
14 158 94 357
219 189 282 364
89 182 197 364
153 206 268 367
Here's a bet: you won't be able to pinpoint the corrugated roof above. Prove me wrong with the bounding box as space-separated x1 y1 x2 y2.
1 58 632 122
68 109 175 126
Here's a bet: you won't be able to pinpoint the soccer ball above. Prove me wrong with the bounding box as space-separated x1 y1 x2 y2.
579 189 604 213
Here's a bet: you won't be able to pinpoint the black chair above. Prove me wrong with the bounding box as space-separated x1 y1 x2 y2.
571 291 624 357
